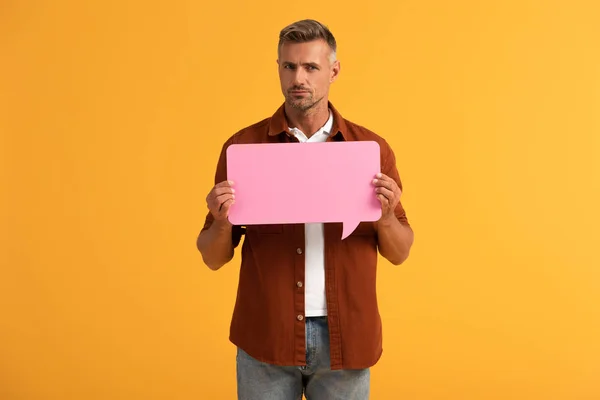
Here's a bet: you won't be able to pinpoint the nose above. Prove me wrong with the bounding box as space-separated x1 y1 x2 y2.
292 67 307 86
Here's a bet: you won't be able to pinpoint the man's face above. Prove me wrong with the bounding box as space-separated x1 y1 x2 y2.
277 39 340 112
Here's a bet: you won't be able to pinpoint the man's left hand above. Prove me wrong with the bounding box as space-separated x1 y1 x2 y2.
372 173 401 221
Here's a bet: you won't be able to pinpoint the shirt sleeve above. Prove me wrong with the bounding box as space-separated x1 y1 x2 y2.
200 138 245 248
381 141 410 227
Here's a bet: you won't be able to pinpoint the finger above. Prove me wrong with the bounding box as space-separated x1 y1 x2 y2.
377 193 390 209
374 176 402 199
209 194 235 212
374 172 394 182
214 180 235 188
219 197 235 213
375 186 395 200
212 192 234 204
208 191 234 204
376 173 401 190
372 178 394 191
373 173 398 187
206 181 234 202
212 187 235 197
214 192 235 203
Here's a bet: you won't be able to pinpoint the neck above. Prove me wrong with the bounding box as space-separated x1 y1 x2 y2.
285 99 330 138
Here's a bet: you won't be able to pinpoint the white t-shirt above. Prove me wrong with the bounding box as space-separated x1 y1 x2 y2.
288 110 333 317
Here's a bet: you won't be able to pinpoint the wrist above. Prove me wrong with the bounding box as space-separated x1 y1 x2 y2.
375 214 397 229
213 218 233 231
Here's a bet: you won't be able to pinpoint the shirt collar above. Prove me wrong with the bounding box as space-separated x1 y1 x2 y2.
288 109 333 141
267 101 348 141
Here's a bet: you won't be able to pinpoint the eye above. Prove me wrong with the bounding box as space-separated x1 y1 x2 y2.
284 64 296 70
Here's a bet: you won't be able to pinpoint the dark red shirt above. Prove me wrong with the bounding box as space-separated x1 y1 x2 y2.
201 102 410 370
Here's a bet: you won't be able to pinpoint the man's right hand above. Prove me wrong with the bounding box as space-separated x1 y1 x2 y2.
206 180 235 222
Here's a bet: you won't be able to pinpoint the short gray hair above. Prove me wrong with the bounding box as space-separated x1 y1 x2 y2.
278 19 337 61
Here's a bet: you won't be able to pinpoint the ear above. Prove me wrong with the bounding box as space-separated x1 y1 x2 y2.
330 60 341 83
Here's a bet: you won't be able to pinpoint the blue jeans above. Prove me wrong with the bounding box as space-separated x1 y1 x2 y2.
236 317 370 400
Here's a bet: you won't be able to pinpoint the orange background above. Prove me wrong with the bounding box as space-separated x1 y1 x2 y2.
2 1 600 399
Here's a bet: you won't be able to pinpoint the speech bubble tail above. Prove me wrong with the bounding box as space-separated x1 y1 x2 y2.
341 221 360 240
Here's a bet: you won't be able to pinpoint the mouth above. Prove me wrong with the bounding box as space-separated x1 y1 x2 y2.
289 90 310 95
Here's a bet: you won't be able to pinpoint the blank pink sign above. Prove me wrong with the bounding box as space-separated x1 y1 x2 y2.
226 141 382 239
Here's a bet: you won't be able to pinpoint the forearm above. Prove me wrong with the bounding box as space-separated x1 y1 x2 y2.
374 216 414 265
196 220 235 270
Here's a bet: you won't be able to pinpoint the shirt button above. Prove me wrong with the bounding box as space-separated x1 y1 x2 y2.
297 314 304 321
296 248 303 255
297 281 303 288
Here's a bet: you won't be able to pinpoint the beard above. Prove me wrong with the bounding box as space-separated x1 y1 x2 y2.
285 89 323 112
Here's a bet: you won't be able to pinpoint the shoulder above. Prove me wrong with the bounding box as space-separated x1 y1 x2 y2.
212 116 273 175
341 117 394 154
222 117 272 147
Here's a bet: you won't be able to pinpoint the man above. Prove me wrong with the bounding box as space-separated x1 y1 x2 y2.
197 19 414 400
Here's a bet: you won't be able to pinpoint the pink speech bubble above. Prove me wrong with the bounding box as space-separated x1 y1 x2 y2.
226 141 381 239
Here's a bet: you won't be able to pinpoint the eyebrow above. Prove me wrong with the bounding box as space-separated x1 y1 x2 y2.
282 61 321 68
